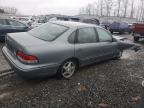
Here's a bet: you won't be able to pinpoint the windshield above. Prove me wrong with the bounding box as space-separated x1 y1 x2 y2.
28 22 68 41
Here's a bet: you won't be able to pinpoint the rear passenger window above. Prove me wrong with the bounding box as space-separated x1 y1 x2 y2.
78 28 97 43
0 19 8 25
96 28 112 42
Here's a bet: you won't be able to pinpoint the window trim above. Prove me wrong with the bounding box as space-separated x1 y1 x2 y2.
76 27 98 44
95 27 113 42
68 30 77 44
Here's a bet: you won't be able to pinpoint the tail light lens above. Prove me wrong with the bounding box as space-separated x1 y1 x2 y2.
16 51 38 64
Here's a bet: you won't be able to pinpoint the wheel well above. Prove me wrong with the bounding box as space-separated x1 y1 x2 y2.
70 58 79 67
64 57 80 68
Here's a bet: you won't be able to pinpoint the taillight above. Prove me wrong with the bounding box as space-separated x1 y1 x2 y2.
16 51 38 64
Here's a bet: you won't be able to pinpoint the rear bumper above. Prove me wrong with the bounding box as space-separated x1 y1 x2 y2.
2 46 59 78
110 28 131 33
110 29 123 32
133 33 144 38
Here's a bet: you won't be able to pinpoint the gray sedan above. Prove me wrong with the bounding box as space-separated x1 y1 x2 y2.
2 21 138 79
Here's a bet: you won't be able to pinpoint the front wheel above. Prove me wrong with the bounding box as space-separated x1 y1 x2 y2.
56 60 78 79
114 50 123 60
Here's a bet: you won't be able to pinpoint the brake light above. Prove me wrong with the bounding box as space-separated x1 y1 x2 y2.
16 51 38 64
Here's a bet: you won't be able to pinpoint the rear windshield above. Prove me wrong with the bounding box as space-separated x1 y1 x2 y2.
28 22 68 41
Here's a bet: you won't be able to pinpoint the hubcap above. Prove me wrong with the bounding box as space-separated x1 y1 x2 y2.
62 61 76 78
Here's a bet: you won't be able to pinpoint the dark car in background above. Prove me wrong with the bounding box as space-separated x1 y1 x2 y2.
132 23 144 42
109 22 132 34
0 18 31 42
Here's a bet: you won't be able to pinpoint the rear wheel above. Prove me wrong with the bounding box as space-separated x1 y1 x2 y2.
134 37 139 42
56 59 78 79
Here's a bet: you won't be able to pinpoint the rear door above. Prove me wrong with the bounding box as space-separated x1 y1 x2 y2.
75 27 101 66
96 27 117 60
7 19 28 33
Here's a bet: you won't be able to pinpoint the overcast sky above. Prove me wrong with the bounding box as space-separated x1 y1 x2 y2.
0 0 97 15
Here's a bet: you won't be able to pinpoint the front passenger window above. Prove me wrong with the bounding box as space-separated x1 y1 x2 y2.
96 28 112 42
68 31 76 43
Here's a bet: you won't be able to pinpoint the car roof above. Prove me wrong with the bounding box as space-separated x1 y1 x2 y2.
50 21 98 28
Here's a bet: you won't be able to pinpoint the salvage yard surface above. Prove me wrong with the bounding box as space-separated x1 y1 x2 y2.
0 43 11 74
0 34 144 108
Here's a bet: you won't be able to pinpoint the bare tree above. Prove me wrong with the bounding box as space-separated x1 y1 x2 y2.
130 0 134 18
141 2 144 22
104 0 113 16
79 0 143 19
79 7 85 14
0 8 4 13
139 0 144 22
122 0 129 17
85 4 93 16
95 2 100 16
100 0 104 16
117 0 122 17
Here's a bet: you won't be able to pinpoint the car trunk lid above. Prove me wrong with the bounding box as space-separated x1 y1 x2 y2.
5 32 47 57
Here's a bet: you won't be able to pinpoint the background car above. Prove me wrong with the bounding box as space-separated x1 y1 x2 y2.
0 18 31 41
109 22 132 34
2 21 139 79
18 17 33 26
132 23 144 42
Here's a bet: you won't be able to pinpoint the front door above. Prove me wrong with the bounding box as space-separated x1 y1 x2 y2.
96 27 117 60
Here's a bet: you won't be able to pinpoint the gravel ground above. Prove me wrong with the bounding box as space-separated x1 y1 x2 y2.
0 43 11 73
0 34 144 108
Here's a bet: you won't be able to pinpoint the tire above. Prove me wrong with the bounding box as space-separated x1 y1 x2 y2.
114 50 123 60
134 37 139 42
56 59 78 79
